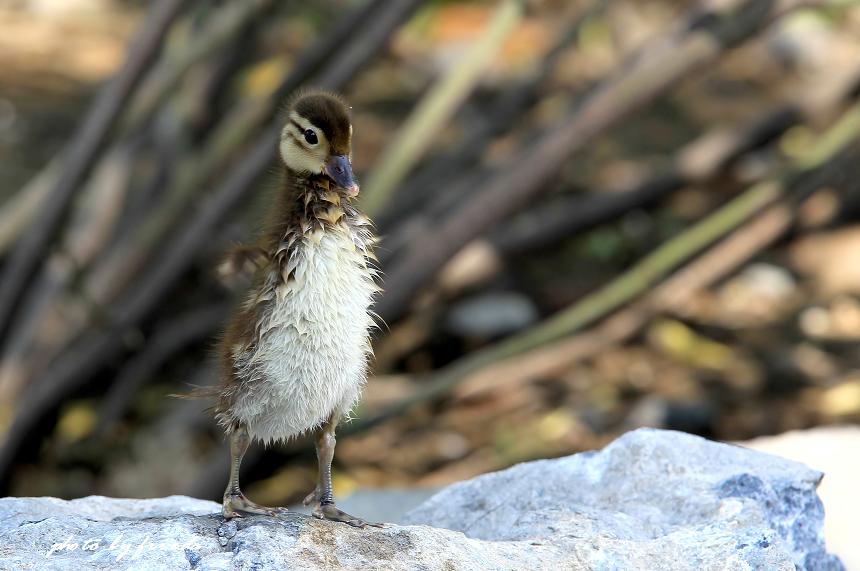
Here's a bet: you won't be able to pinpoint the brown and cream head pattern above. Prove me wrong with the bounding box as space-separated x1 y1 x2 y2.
279 91 358 196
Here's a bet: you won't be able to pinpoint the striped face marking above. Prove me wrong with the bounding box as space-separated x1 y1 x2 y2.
279 92 356 194
280 111 330 175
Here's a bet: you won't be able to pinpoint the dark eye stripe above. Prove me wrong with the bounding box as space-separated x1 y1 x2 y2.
287 122 307 141
290 119 321 146
283 130 309 150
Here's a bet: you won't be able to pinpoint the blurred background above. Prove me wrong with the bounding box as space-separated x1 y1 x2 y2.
0 0 859 522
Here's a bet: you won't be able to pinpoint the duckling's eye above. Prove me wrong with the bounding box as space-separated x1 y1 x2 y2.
303 129 318 145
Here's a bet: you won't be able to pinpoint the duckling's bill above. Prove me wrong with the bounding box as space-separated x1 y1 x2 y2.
325 154 359 196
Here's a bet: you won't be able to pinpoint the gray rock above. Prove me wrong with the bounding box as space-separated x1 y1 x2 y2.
405 428 842 571
0 429 842 570
444 292 539 338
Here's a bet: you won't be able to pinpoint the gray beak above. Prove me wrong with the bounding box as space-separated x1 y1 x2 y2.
324 155 359 196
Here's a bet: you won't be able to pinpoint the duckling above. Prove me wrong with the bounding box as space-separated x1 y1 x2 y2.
214 91 379 527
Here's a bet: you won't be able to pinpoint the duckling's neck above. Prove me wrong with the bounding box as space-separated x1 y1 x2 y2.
264 166 358 252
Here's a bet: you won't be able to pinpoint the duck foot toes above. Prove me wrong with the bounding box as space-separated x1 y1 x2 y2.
223 492 287 519
312 503 383 528
313 504 383 528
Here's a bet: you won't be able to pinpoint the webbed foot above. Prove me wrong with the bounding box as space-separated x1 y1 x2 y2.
222 492 287 519
312 502 383 528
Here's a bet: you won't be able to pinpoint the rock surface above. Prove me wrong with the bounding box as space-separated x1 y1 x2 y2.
0 429 843 570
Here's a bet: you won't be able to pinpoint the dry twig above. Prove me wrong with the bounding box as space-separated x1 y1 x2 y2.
374 0 828 324
350 100 860 434
0 0 192 344
0 0 425 483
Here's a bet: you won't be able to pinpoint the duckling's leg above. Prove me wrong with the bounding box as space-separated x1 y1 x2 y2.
222 424 286 518
303 413 381 528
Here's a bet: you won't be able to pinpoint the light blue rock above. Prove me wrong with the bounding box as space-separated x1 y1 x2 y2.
0 429 843 570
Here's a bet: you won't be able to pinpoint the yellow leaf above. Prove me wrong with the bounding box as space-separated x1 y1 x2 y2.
649 319 733 370
239 57 288 98
56 400 96 443
538 409 575 442
820 380 860 416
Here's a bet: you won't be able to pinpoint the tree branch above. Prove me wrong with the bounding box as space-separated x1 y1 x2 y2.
0 0 192 344
360 0 524 215
0 0 426 485
349 100 860 434
374 0 827 324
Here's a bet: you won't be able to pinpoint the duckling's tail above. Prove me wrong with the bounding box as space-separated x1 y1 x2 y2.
168 385 222 400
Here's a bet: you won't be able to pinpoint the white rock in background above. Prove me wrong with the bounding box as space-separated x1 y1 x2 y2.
742 426 860 571
0 429 843 570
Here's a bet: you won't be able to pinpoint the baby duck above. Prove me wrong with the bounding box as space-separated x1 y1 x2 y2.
214 91 379 527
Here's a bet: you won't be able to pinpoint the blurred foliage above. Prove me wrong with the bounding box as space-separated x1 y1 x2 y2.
0 0 859 508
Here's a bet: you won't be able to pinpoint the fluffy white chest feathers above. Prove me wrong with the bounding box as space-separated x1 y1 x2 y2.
230 227 377 444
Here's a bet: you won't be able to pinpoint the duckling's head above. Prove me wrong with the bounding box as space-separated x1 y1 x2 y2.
279 91 358 196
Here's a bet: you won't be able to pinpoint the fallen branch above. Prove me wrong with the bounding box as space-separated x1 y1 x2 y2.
0 0 425 484
379 64 860 370
375 0 612 243
360 0 524 215
484 64 860 259
85 0 411 305
374 0 829 324
490 109 800 256
454 142 860 400
0 159 58 256
309 0 425 90
0 144 136 401
2 0 400 376
348 100 860 433
95 303 228 436
121 0 274 131
0 0 192 344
